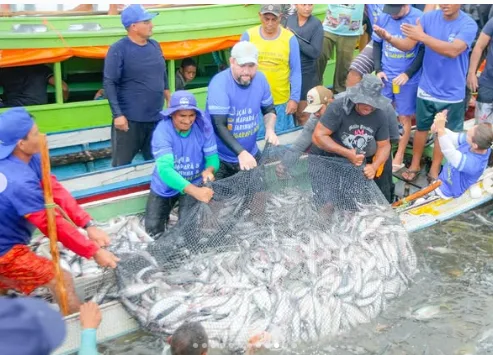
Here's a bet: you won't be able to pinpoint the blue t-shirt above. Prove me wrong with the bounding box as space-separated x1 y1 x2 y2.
479 18 493 89
103 37 169 123
438 133 490 198
150 118 217 198
366 4 383 28
322 4 365 36
205 69 273 163
373 7 423 83
419 10 478 101
0 154 45 256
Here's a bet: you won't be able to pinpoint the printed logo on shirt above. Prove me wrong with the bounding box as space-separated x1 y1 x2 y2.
448 33 457 43
341 124 375 152
0 173 7 194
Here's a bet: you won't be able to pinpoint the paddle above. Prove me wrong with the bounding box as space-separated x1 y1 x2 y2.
40 134 69 316
392 180 442 208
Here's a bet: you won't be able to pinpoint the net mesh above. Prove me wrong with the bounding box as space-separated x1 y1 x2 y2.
112 145 417 351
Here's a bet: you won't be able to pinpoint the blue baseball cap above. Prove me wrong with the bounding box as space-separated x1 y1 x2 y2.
0 297 66 355
0 107 35 160
121 4 158 28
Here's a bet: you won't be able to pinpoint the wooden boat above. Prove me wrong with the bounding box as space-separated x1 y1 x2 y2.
0 4 331 134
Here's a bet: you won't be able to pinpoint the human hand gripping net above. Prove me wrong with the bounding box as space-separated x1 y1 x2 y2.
113 144 418 352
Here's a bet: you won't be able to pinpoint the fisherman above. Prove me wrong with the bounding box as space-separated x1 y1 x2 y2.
0 108 119 314
241 4 302 135
104 4 171 167
286 4 324 125
277 86 333 176
430 110 493 198
373 4 424 173
311 74 391 203
144 91 218 237
0 64 69 107
205 41 279 179
168 321 209 355
374 5 478 183
175 57 197 91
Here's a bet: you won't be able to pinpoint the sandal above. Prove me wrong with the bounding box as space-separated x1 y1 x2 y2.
401 169 421 183
392 163 405 173
427 173 438 184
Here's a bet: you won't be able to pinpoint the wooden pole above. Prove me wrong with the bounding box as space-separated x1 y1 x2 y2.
392 180 442 208
40 134 69 316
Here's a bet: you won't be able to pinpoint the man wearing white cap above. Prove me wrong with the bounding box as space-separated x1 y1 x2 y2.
205 41 279 179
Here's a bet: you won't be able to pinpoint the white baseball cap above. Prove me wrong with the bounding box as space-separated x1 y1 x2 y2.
231 41 258 65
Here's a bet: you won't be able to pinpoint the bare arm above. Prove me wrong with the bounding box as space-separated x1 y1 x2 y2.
372 140 391 170
263 112 276 133
468 32 490 77
421 36 468 59
373 24 418 52
312 122 353 160
48 77 69 101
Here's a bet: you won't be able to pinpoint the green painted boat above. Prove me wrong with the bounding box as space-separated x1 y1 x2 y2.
0 5 327 48
0 4 335 134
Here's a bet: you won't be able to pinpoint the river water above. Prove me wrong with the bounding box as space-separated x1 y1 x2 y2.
96 201 493 355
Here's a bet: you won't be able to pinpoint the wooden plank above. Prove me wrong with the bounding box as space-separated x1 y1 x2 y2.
47 127 110 149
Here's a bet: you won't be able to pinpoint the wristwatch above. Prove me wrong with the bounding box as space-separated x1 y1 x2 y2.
83 220 96 229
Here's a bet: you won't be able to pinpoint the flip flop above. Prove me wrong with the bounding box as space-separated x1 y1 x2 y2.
402 169 421 183
392 163 405 173
427 173 438 184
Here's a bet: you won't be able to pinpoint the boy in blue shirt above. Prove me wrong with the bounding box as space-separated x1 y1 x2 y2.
145 91 219 237
433 110 492 198
373 4 424 172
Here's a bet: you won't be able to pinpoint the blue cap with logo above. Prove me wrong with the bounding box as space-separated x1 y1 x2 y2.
0 297 66 355
121 4 158 28
0 107 35 160
161 90 212 137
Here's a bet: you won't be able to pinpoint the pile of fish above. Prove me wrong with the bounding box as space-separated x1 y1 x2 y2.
112 187 417 351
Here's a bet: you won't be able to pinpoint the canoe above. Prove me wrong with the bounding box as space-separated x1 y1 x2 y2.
53 124 493 354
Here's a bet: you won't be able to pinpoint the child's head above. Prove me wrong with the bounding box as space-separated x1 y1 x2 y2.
468 122 493 151
170 321 208 355
179 58 197 82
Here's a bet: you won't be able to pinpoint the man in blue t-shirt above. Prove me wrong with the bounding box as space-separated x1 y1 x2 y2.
375 5 478 182
206 41 279 180
373 5 424 173
145 91 218 236
104 5 171 167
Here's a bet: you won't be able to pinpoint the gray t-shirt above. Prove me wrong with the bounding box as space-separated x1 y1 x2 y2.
311 96 390 157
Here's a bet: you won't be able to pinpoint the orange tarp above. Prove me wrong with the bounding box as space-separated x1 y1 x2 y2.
0 35 240 67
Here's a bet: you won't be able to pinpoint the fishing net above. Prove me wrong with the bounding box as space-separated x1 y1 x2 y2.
112 145 418 352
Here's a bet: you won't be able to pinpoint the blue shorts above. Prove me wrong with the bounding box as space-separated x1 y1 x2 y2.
382 79 418 116
257 102 296 138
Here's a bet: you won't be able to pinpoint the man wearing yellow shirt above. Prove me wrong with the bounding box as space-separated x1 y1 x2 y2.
241 4 302 136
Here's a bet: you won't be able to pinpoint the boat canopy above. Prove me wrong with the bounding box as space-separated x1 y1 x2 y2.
0 35 240 67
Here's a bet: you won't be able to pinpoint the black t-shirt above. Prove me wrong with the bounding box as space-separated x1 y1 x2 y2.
311 97 390 158
0 65 53 107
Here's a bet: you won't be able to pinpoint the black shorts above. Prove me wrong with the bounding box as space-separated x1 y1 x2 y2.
111 120 158 167
416 98 465 132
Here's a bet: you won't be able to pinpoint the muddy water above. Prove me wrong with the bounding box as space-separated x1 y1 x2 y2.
96 202 493 355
